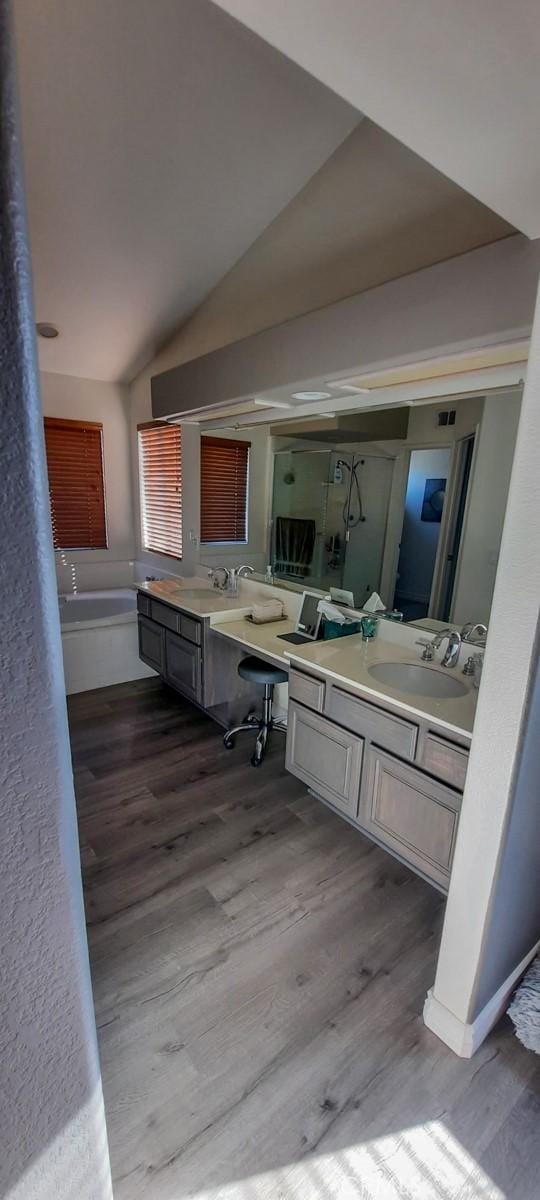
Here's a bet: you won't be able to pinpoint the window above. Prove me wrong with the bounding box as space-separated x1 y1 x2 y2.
44 417 107 550
200 436 250 544
138 422 182 559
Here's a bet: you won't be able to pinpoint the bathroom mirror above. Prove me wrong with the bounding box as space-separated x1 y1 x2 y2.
199 390 522 630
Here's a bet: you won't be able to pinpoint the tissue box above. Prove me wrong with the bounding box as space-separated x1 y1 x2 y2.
322 618 361 640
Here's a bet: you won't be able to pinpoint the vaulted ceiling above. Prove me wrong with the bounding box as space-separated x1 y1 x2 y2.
14 0 523 385
14 0 357 381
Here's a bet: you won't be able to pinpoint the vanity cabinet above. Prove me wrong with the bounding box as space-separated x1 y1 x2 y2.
286 701 363 818
164 629 202 704
138 595 203 703
138 615 166 674
137 590 258 724
360 748 460 889
286 666 469 891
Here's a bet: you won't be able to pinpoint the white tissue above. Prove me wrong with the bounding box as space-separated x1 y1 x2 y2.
363 591 386 613
317 600 347 625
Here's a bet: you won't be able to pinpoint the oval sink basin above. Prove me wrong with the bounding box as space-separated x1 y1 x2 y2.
368 661 468 700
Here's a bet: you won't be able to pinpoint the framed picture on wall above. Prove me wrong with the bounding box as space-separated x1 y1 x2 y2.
421 477 446 522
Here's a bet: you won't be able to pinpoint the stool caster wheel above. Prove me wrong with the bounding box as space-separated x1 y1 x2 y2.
224 736 235 750
250 753 263 767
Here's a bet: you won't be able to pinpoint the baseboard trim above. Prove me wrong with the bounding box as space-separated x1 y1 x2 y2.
424 939 540 1057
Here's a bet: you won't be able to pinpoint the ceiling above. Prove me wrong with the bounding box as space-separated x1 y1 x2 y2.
213 0 540 237
167 119 511 363
13 0 357 381
14 0 533 387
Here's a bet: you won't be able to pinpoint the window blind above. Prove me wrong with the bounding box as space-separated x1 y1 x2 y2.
200 436 250 544
138 422 182 559
44 417 107 550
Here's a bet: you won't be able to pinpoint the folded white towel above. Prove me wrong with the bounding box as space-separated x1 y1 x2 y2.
250 599 284 624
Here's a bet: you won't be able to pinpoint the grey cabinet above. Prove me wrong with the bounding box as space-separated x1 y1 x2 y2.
418 731 469 791
360 748 460 889
164 629 201 703
285 665 469 890
286 700 363 819
138 615 165 673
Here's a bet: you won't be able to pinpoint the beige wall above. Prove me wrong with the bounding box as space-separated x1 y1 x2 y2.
40 371 135 591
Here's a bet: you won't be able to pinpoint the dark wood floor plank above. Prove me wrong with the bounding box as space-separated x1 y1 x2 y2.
70 678 539 1200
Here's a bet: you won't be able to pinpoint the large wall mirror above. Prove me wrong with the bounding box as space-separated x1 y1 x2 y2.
200 390 522 630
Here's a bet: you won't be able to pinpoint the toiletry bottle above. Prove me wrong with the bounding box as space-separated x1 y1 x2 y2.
265 564 273 584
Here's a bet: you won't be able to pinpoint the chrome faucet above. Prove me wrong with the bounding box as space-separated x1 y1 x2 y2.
207 566 229 591
431 627 462 668
236 565 254 579
461 622 487 646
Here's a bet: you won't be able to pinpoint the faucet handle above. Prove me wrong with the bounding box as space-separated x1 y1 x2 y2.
415 638 434 662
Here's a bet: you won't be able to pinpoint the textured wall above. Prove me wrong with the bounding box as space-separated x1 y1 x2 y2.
0 5 112 1197
429 279 540 1032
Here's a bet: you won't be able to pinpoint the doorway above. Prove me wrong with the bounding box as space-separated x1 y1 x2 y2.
393 447 451 621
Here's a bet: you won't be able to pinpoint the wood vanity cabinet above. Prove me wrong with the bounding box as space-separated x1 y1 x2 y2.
137 594 202 703
287 666 469 890
286 701 363 819
137 590 258 722
360 748 460 890
164 629 201 704
138 614 166 674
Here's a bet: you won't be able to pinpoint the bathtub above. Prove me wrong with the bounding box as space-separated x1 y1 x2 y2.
59 588 155 694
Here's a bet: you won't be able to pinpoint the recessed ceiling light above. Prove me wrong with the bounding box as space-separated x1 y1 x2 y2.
291 390 332 401
36 322 59 339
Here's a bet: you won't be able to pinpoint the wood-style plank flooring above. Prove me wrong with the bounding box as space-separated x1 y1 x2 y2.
70 678 540 1200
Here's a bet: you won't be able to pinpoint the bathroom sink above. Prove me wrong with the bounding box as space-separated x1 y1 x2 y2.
368 661 468 700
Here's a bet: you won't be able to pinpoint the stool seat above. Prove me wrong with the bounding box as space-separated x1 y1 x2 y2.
238 655 288 685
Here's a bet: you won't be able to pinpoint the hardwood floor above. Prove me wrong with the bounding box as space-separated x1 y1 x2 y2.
70 678 540 1200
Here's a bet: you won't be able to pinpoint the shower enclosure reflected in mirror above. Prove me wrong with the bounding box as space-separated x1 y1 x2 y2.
200 390 522 629
271 448 395 608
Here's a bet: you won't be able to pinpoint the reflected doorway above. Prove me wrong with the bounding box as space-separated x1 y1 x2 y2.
393 447 451 622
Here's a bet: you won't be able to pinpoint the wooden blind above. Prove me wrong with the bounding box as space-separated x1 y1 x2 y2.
200 436 250 544
44 417 107 550
138 422 182 559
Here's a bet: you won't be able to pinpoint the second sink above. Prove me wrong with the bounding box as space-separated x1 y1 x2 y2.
368 661 468 700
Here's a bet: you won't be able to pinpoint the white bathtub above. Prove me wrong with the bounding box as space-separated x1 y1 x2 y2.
59 588 155 694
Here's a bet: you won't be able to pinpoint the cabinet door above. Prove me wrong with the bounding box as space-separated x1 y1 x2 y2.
286 701 363 818
138 616 165 673
360 748 460 889
165 629 202 703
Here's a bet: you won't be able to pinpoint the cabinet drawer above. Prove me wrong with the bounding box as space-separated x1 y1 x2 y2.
286 701 363 818
179 614 202 645
137 592 151 617
325 685 418 761
138 616 165 673
419 733 469 791
150 599 180 633
361 748 461 889
165 629 201 703
288 669 325 713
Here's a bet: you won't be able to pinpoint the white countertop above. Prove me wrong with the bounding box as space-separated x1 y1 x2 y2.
286 634 476 741
138 577 254 619
139 579 477 740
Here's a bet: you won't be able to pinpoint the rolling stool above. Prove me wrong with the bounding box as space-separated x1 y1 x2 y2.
223 656 288 767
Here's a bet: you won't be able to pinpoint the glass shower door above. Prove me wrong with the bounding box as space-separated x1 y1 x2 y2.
271 450 347 592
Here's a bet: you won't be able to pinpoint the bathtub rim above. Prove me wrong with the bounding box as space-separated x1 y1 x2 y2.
58 586 138 633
